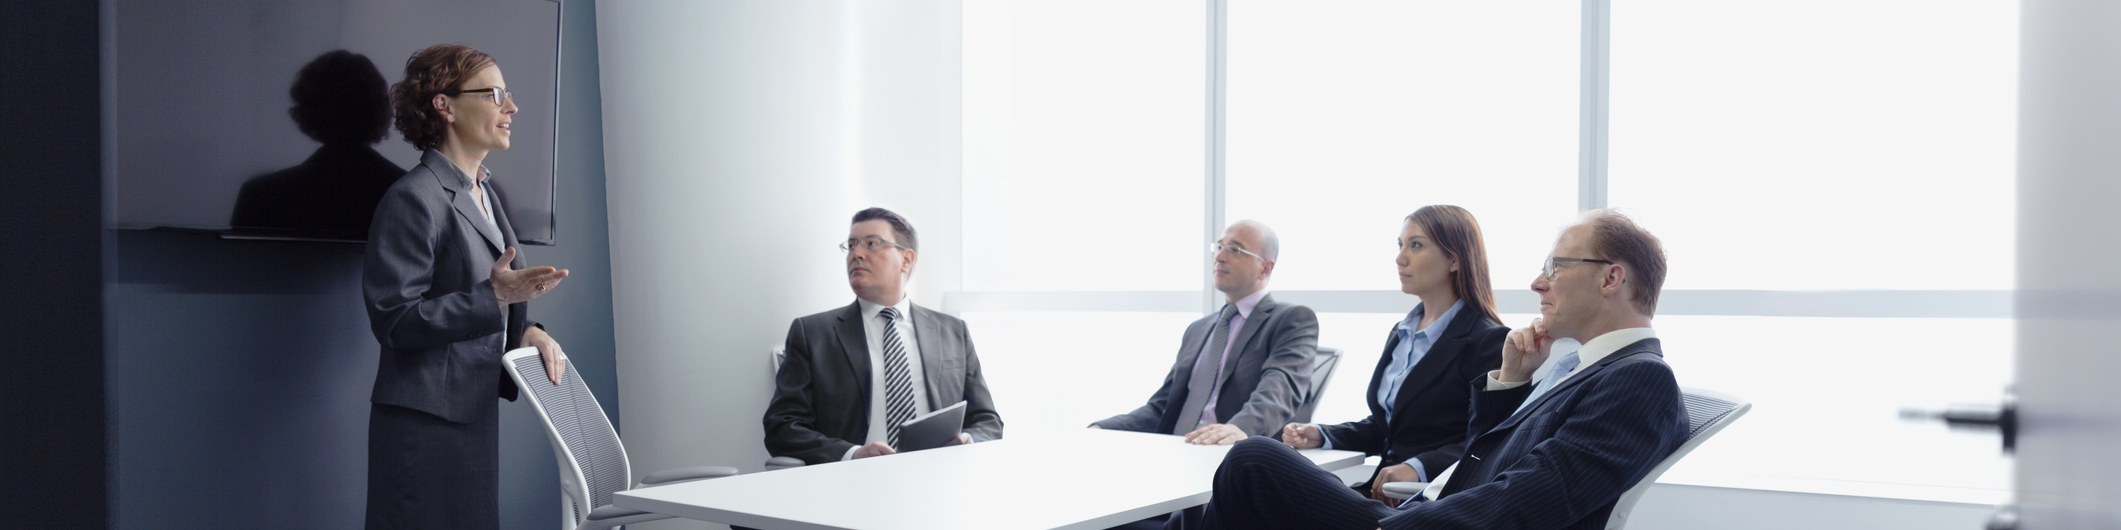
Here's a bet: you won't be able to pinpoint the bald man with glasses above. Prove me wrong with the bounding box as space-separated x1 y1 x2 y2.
1092 219 1319 443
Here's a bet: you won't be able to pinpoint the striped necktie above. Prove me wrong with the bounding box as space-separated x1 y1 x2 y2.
879 307 917 449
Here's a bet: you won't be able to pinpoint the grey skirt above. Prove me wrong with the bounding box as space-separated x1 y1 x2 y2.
364 401 499 529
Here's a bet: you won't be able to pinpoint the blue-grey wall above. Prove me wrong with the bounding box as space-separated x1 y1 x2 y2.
106 1 614 527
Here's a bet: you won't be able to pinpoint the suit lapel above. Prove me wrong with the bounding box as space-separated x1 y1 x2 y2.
490 180 519 252
1165 313 1215 424
1218 295 1275 383
424 152 505 254
911 304 949 409
453 188 505 255
1490 341 1661 434
834 303 872 402
1366 327 1400 417
1390 310 1479 419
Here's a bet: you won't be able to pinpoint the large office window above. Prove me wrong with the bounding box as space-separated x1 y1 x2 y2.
1609 1 2016 291
958 1 2020 503
1224 0 1580 428
1608 0 2018 502
960 0 1207 437
1225 0 1580 294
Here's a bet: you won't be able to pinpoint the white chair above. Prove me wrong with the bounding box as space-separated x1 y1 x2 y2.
1380 387 1750 530
763 346 808 470
503 347 740 530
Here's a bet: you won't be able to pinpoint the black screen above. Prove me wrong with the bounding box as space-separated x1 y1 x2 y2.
112 0 561 244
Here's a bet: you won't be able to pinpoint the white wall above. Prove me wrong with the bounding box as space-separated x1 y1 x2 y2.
596 2 960 528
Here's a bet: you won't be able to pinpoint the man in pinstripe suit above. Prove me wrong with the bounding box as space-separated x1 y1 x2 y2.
1193 210 1687 530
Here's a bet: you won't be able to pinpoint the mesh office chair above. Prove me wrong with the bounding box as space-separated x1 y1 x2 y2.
1289 347 1343 424
1380 387 1750 530
503 348 740 530
1601 387 1749 529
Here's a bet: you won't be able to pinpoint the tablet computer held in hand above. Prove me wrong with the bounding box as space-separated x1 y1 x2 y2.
896 400 967 452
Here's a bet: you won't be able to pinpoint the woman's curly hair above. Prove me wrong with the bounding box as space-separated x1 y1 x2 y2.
390 44 496 151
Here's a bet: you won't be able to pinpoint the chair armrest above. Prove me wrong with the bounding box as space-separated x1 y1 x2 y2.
586 504 652 522
764 456 807 470
1380 482 1427 500
636 465 739 487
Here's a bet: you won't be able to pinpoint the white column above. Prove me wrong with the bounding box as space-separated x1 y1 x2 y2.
597 3 959 528
2016 0 2121 528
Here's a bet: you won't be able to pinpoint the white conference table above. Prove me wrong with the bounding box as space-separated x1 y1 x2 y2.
615 429 1365 530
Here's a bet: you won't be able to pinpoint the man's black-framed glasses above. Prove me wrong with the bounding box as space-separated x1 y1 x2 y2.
1542 257 1614 280
446 87 512 107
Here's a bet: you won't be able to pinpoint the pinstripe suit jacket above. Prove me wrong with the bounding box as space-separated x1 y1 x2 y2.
1384 338 1685 530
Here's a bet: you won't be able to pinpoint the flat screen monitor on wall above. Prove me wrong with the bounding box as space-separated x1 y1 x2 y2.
111 0 562 244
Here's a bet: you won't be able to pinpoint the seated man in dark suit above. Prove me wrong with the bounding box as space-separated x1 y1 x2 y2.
1090 220 1318 445
1196 210 1687 530
763 207 1003 464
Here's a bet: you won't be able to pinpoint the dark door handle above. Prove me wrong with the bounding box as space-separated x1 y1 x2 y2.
1898 387 2017 453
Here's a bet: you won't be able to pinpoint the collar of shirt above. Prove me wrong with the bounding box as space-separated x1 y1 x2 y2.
1398 298 1465 340
1226 289 1270 320
856 296 914 323
1547 327 1658 387
421 149 491 189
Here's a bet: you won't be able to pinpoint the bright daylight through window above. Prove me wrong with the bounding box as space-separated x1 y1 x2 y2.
957 0 2019 503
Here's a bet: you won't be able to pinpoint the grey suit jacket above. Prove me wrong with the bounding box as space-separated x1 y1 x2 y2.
362 149 535 424
1096 294 1319 437
764 301 1005 465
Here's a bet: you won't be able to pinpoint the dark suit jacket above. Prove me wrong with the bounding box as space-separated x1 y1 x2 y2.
362 150 534 424
1096 294 1319 437
1321 304 1506 486
1385 338 1686 530
764 301 1004 465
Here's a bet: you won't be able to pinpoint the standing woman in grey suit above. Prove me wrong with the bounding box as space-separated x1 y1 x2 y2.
363 43 570 529
1280 205 1509 504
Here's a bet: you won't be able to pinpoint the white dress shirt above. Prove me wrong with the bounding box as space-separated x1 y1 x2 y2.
1482 327 1658 391
843 296 932 460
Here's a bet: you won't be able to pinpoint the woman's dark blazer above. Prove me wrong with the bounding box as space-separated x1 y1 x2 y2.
1319 302 1506 486
362 150 535 424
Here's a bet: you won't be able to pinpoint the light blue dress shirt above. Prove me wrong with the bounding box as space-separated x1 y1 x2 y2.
1377 300 1462 418
1318 299 1462 482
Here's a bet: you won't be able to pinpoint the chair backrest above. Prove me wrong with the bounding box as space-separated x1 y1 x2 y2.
1289 347 1343 424
503 347 632 526
772 345 787 376
1605 387 1751 530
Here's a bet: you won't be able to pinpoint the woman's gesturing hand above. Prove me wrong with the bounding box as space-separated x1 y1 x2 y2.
491 247 568 305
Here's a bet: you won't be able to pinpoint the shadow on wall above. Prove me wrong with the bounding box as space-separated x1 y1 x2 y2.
228 50 404 239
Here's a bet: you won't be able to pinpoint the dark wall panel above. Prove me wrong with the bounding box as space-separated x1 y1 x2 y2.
0 0 110 527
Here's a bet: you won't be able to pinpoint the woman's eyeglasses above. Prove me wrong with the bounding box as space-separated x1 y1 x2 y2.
445 87 512 107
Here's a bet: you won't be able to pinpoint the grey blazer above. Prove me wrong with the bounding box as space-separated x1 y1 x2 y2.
764 301 1005 465
362 150 535 424
1096 294 1319 437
